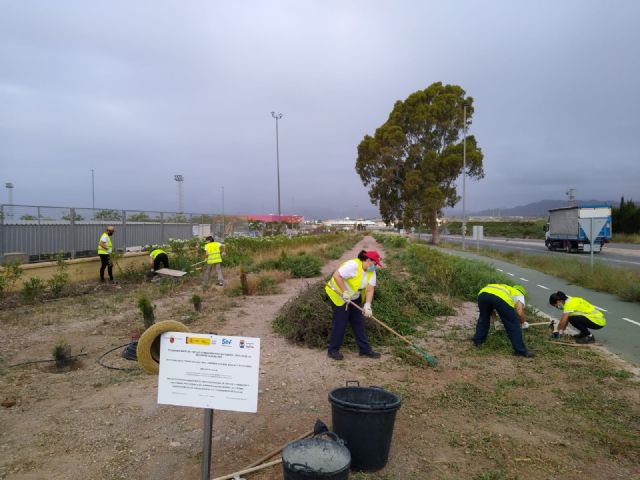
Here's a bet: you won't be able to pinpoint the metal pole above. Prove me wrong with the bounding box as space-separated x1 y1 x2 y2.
271 112 283 217
201 409 214 480
37 206 42 262
590 218 594 269
70 208 76 259
121 210 127 254
221 186 225 240
160 212 165 245
91 169 95 210
462 105 467 250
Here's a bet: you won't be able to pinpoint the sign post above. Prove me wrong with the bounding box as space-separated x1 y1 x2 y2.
157 332 261 480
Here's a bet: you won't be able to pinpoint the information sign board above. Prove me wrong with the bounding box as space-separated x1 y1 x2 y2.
157 332 260 413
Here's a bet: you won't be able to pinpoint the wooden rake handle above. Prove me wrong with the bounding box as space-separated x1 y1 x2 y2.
347 300 413 347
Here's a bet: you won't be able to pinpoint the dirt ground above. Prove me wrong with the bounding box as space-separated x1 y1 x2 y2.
1 236 638 480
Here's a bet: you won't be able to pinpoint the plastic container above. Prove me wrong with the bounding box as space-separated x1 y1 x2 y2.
329 381 401 471
282 432 351 480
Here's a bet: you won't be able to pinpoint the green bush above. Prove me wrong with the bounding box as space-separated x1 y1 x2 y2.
22 277 45 301
0 261 24 299
256 252 321 278
137 295 155 328
48 254 70 296
256 275 280 294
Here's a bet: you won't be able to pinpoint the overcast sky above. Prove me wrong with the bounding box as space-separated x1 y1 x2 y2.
1 1 638 219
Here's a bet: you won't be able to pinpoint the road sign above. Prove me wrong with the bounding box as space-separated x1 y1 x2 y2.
578 218 607 242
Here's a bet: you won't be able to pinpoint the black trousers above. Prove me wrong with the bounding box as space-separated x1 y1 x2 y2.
153 253 169 271
568 315 603 337
99 254 113 281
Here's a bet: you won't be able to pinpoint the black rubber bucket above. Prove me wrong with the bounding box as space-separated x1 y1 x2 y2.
329 382 401 471
282 432 351 480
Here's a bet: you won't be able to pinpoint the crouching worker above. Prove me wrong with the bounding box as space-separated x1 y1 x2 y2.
549 291 605 344
473 284 534 358
149 246 169 272
325 250 383 361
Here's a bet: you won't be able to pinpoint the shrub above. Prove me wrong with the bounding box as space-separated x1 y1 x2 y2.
22 277 45 301
137 295 155 328
52 340 72 368
256 275 280 295
281 254 321 278
48 254 70 297
191 293 202 311
0 261 24 298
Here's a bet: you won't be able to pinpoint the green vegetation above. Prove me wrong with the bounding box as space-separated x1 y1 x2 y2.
21 277 45 301
137 294 155 328
356 82 483 239
190 293 202 311
0 261 23 299
47 254 70 297
439 241 640 303
612 196 640 235
52 340 72 368
443 219 546 239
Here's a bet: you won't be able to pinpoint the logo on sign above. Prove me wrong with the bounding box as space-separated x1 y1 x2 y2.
239 339 245 348
222 338 233 346
169 336 175 343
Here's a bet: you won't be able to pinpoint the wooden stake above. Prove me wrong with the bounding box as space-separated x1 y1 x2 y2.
211 459 282 480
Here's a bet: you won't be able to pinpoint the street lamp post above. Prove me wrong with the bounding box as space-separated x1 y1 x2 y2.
174 175 184 214
91 169 95 210
5 183 14 219
221 186 225 240
270 111 283 217
461 105 467 250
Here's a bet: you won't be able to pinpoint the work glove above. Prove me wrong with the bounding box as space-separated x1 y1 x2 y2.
550 332 560 340
363 303 373 318
521 321 529 329
341 290 352 302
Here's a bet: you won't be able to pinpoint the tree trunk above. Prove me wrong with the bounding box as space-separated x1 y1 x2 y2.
429 214 440 244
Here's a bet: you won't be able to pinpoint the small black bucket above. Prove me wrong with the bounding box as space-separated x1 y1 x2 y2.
329 381 401 471
282 432 351 480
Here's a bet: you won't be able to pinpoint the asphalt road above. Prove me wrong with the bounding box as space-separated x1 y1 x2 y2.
435 246 640 367
422 234 640 270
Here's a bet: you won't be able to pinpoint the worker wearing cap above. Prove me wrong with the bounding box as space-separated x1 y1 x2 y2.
549 291 605 344
325 250 383 360
202 236 225 288
473 283 534 358
149 246 169 272
97 226 115 283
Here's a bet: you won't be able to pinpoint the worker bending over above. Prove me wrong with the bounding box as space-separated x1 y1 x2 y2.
202 236 225 288
473 284 534 358
549 291 605 344
149 246 169 272
325 250 383 361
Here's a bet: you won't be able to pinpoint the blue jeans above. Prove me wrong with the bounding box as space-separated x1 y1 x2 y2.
473 292 529 355
328 298 374 354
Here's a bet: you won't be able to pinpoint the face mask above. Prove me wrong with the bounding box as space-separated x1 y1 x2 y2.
555 304 563 310
367 265 376 272
107 231 113 236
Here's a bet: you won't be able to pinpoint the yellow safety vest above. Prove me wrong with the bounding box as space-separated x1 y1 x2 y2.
564 297 606 327
478 284 522 308
97 233 113 255
150 249 165 260
325 258 373 306
205 242 222 264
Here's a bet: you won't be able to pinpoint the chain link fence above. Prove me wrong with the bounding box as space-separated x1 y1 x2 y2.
0 204 248 263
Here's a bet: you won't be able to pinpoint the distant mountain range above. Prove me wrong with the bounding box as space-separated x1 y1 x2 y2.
446 199 616 219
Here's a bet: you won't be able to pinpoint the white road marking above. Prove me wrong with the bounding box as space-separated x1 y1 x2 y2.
496 268 503 272
537 284 550 290
507 272 515 276
622 317 640 327
593 305 608 312
519 277 529 282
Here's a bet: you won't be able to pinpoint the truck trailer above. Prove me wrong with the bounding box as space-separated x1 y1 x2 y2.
544 205 612 253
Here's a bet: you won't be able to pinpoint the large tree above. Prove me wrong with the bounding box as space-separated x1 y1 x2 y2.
356 82 484 243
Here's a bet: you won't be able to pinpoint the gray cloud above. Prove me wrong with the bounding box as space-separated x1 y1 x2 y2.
1 0 638 219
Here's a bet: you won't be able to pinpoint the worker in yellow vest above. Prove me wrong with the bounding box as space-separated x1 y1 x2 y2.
97 226 115 283
149 246 169 272
549 291 605 344
325 250 383 361
473 283 534 358
202 236 225 288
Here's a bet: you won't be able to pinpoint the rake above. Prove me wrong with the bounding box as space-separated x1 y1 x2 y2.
347 300 438 367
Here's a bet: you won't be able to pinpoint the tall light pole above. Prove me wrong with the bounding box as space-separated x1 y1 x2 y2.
174 175 184 213
271 111 283 217
91 169 95 210
221 186 225 240
461 104 467 250
5 182 14 219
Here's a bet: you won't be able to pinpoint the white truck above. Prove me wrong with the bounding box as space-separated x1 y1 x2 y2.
544 205 612 253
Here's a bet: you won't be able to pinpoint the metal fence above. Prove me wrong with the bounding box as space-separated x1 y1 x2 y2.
0 204 233 263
